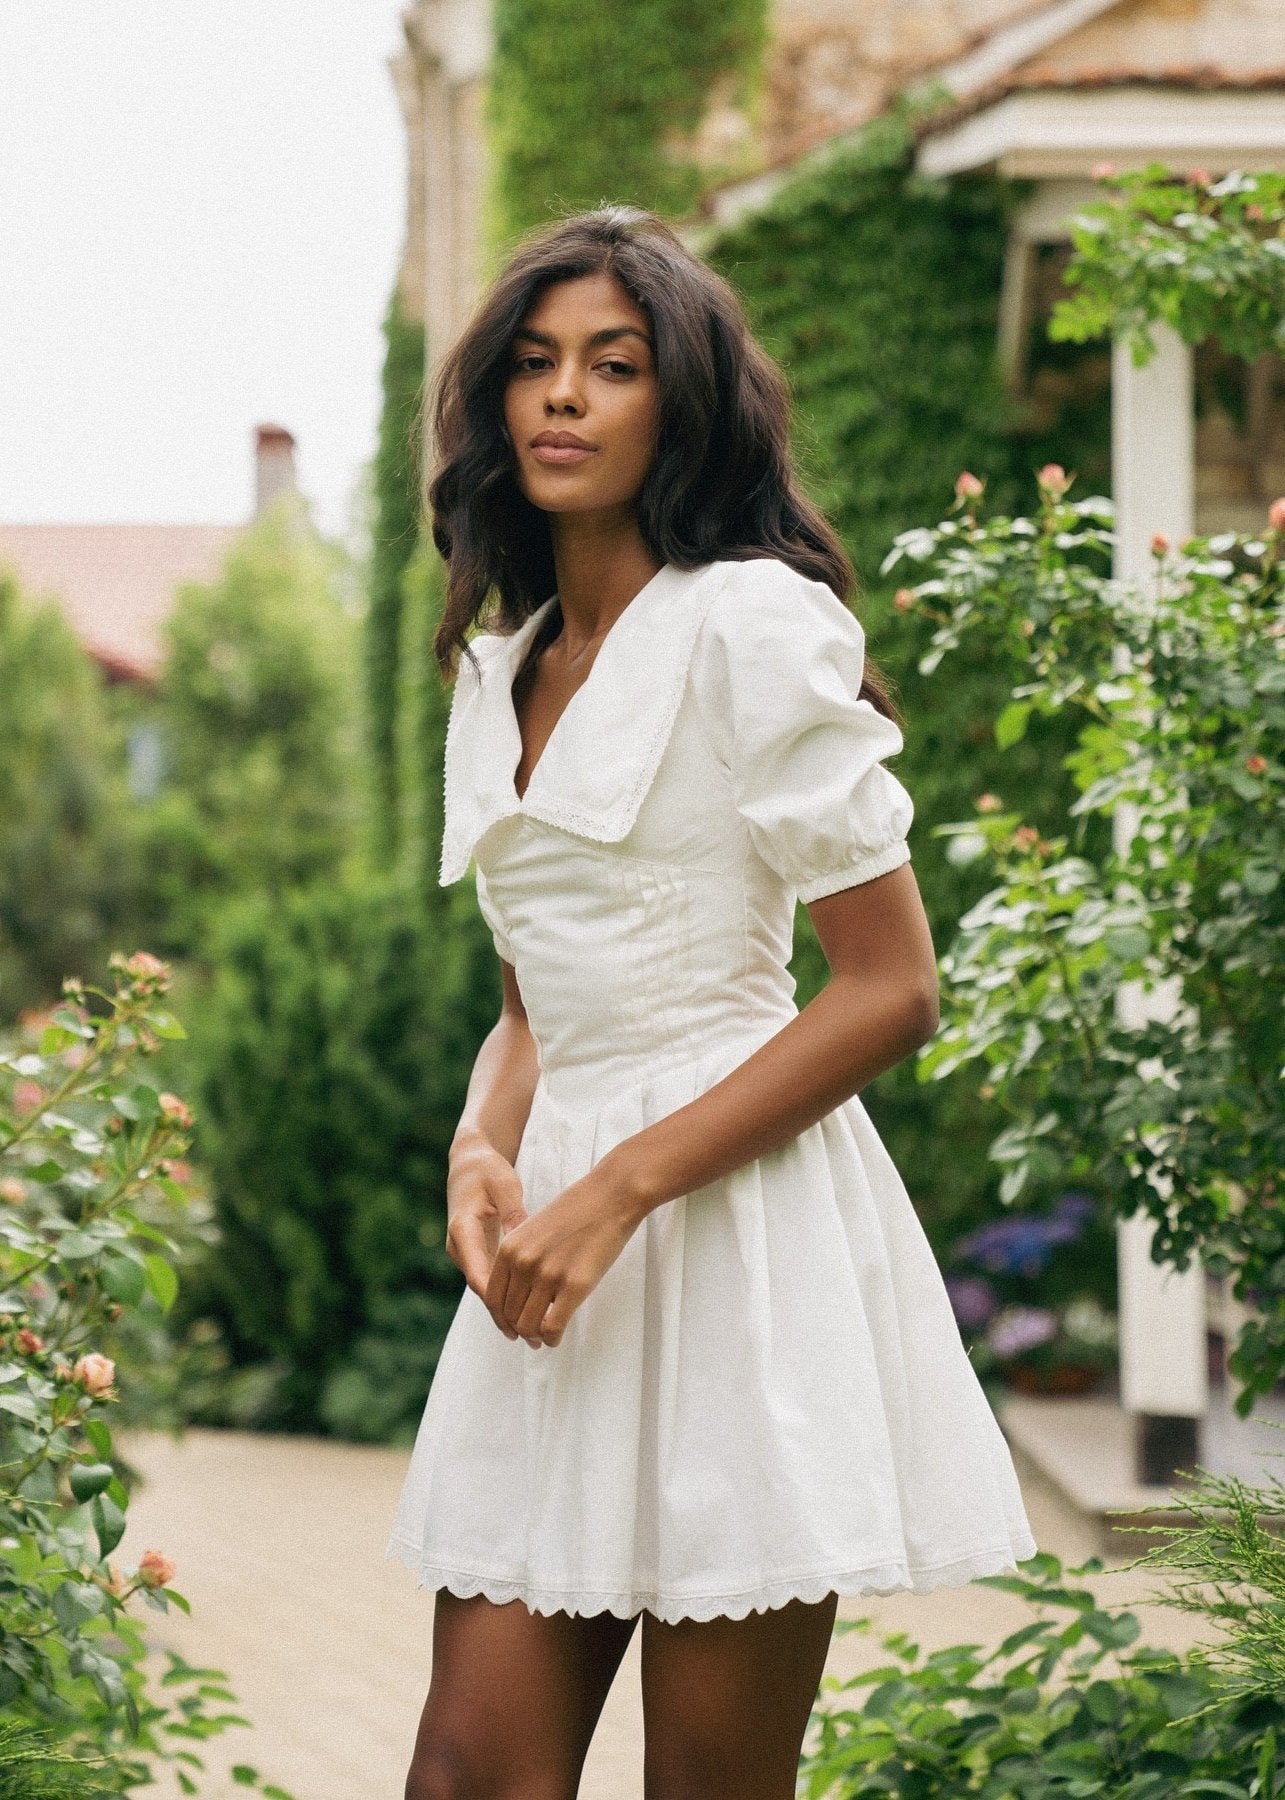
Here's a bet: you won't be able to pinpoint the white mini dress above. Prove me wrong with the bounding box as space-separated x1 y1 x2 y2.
385 554 1037 1623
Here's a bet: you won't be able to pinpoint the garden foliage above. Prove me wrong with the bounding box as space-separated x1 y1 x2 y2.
887 471 1284 1408
0 954 291 1796
0 570 138 1024
178 873 498 1439
131 503 363 956
802 1530 1285 1798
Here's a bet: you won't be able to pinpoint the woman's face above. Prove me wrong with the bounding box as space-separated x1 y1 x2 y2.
503 271 660 519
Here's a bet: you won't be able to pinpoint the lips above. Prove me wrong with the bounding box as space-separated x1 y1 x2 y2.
530 430 597 466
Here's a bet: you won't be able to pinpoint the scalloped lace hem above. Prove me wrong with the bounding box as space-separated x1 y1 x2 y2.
382 1533 1040 1623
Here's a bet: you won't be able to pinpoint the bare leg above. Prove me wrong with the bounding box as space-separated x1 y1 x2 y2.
404 1589 638 1800
640 1591 838 1800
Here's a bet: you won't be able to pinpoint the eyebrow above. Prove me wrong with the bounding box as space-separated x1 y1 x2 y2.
513 325 653 351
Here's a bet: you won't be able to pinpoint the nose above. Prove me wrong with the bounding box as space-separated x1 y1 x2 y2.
544 361 586 417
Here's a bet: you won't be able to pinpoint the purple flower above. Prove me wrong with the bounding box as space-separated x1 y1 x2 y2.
988 1305 1058 1360
953 1192 1096 1277
945 1275 999 1331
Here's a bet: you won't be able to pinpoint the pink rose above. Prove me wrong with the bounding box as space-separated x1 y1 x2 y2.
893 587 916 612
158 1093 194 1130
1036 462 1069 495
954 471 984 501
15 1328 44 1354
975 793 1003 814
1245 754 1268 776
1267 497 1285 532
1012 825 1040 852
72 1353 116 1396
1185 168 1211 188
137 1549 176 1589
1150 531 1170 555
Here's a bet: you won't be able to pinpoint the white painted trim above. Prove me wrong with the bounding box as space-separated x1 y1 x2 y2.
917 86 1285 178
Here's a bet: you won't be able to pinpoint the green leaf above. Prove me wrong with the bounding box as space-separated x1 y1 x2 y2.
143 1253 179 1312
995 700 1033 749
101 1252 147 1305
149 1010 188 1040
83 1417 113 1458
69 1460 115 1502
92 1491 127 1556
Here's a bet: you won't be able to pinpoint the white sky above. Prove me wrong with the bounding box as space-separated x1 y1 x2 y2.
0 1 411 547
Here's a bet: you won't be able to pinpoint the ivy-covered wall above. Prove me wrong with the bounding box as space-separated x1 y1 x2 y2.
704 108 1112 1245
489 0 766 242
365 286 427 868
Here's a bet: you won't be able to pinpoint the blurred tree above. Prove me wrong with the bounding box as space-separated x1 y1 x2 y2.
0 567 138 1020
132 501 363 955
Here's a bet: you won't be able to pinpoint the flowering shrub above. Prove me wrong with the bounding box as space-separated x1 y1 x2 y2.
0 953 292 1796
886 471 1285 1410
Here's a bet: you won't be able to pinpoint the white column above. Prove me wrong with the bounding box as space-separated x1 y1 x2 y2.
1110 325 1208 1467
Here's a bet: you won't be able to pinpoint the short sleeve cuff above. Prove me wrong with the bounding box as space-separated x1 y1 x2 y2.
796 838 912 905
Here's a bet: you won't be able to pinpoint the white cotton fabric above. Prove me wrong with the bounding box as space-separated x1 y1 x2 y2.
385 556 1037 1622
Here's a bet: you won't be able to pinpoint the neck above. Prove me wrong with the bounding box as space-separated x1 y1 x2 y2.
548 506 663 650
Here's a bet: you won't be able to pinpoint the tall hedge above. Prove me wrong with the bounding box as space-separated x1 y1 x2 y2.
704 108 1112 1245
180 872 501 1440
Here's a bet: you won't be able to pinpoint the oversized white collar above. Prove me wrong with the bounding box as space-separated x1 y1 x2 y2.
439 558 733 884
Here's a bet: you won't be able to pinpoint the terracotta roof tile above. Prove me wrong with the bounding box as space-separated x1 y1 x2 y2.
916 63 1285 138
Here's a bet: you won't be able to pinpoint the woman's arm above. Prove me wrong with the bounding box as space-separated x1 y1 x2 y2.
445 959 542 1303
484 861 939 1346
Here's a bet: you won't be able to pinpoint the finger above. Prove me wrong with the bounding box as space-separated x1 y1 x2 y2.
538 1281 584 1348
513 1276 558 1344
500 1252 537 1337
447 1216 495 1299
484 1247 520 1340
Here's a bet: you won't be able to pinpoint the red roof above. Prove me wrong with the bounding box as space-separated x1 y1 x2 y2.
0 521 245 683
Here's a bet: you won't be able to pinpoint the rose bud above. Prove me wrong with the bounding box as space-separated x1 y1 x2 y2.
1036 463 1069 495
1245 754 1268 775
158 1093 194 1130
1012 825 1040 851
72 1353 116 1396
1150 531 1170 555
954 471 984 501
1267 497 1285 532
15 1328 44 1354
893 587 916 612
137 1549 176 1589
976 793 1003 813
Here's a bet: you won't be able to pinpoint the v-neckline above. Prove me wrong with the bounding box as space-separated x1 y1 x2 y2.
506 566 667 806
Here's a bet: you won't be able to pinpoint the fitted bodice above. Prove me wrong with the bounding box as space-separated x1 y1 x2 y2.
474 683 801 1105
446 556 916 1108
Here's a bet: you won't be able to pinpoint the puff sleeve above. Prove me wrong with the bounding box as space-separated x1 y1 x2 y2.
474 866 516 965
691 559 914 902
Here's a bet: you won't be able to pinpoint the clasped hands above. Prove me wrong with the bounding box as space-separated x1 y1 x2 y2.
445 1130 644 1348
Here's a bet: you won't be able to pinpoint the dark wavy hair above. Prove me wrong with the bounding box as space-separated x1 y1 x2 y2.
424 205 899 722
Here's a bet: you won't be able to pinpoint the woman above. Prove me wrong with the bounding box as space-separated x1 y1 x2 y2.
386 205 1036 1799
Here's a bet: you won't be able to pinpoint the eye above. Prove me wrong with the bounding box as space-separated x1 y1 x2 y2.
512 352 552 374
597 358 638 378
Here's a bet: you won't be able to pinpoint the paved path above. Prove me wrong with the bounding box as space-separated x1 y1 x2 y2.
117 1426 1206 1800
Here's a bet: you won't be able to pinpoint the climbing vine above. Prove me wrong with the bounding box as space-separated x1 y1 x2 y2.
365 286 426 868
703 105 1114 1243
488 0 766 244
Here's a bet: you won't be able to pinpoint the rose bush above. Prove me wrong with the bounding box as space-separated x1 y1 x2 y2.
884 471 1284 1409
0 952 293 1796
